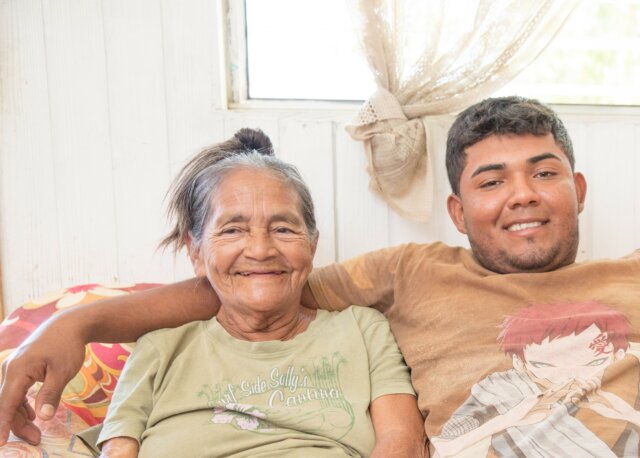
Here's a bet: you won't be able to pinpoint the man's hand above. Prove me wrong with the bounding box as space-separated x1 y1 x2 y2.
0 278 219 446
0 313 86 446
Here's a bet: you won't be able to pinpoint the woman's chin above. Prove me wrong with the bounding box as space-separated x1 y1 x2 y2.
225 294 299 315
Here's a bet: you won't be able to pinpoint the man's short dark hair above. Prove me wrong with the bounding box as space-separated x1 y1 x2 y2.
446 96 574 195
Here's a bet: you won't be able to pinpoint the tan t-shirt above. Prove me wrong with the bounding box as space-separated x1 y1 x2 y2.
94 307 414 458
308 242 640 457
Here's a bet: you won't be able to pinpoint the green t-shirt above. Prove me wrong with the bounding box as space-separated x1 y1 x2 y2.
92 307 414 457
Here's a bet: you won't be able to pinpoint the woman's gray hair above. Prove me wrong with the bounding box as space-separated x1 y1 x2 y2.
160 128 318 251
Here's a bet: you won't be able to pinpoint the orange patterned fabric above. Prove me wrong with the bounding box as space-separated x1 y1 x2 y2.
0 283 162 426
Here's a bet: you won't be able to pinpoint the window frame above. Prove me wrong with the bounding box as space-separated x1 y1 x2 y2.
221 0 640 110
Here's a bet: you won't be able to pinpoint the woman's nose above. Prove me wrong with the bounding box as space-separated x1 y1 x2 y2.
244 232 276 259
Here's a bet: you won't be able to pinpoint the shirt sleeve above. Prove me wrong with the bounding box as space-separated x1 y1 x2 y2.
308 245 408 314
96 334 160 448
352 307 415 401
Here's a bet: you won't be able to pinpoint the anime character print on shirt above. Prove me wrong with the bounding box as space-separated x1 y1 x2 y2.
198 352 356 439
432 301 640 458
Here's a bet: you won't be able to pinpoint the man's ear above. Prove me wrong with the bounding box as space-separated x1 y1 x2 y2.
573 172 587 213
447 193 467 235
186 233 206 277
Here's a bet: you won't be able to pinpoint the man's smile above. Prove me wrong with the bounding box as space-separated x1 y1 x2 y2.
504 219 549 233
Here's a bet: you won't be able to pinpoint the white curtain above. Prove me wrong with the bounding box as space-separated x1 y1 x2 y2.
346 0 579 221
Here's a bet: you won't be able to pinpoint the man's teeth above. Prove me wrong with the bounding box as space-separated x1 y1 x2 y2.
508 222 543 232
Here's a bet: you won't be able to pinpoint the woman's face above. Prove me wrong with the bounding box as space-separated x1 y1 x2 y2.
189 168 317 315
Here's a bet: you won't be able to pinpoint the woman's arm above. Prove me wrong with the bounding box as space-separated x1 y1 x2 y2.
370 393 427 457
99 437 139 458
0 277 217 445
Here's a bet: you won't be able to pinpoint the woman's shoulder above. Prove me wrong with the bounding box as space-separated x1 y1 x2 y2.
139 319 209 348
321 306 387 328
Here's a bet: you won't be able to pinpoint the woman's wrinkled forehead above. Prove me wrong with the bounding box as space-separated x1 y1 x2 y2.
206 168 303 224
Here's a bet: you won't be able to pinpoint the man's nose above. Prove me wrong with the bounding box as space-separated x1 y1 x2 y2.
507 176 540 209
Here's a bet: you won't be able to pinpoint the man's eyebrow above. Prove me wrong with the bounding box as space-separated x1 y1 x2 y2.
527 152 562 164
471 163 505 178
470 152 563 178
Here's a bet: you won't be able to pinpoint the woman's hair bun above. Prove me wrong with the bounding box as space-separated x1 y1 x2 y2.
234 128 274 155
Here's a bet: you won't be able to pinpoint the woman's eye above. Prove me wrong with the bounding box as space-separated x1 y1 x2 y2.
220 227 241 235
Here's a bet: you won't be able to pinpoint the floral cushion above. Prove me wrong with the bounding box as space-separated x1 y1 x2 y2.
0 283 162 426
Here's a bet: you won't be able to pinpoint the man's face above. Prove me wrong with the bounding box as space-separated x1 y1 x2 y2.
447 133 586 274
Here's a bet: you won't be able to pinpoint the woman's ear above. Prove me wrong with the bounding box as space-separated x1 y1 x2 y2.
186 233 206 276
310 231 319 259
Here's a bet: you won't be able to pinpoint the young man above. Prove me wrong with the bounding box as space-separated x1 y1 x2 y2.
2 96 639 457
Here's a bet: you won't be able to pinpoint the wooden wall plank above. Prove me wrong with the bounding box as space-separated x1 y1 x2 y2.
41 0 119 286
387 116 469 249
161 0 225 169
279 119 336 267
584 122 637 260
102 0 173 283
0 0 62 313
334 122 390 260
160 0 226 280
564 121 591 260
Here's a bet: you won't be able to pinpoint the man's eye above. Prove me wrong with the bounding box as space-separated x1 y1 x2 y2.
480 180 501 189
274 227 293 234
220 227 241 235
535 170 557 178
529 361 555 368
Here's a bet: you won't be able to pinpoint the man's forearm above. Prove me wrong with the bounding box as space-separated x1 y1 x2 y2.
300 283 320 310
56 277 218 344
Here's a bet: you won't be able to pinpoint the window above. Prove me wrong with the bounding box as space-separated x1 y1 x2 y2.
230 0 640 106
498 0 640 105
243 0 374 101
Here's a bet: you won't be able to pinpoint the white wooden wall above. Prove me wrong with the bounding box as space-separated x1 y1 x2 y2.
1 0 639 315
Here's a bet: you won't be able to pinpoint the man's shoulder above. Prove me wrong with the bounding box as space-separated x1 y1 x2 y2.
624 248 640 260
360 241 469 262
572 249 640 269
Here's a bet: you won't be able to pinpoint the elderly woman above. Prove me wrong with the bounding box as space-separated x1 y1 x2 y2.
89 129 425 457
